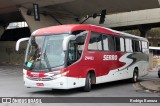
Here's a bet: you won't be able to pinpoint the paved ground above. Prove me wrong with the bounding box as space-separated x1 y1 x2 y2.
139 79 160 92
0 64 160 106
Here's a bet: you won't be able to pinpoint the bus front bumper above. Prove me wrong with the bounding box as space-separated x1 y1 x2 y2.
24 76 69 89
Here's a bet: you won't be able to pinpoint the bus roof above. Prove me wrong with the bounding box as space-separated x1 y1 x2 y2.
32 24 147 41
32 24 115 35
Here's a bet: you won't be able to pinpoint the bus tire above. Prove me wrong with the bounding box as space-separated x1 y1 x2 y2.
158 70 160 78
132 69 138 83
83 73 91 92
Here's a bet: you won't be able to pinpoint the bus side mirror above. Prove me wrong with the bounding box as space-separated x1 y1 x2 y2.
63 35 75 50
16 37 29 51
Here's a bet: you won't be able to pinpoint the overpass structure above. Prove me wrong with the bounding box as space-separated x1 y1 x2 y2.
0 0 160 34
1 0 160 65
84 8 160 37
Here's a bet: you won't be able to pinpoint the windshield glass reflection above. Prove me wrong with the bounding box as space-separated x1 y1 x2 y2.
25 34 68 71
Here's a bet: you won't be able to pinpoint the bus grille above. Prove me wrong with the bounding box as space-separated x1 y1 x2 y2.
27 77 53 81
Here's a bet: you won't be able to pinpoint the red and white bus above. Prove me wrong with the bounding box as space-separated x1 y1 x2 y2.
16 24 149 91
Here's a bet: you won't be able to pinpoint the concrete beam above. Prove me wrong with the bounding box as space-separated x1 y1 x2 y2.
84 8 160 29
19 7 61 33
19 7 77 33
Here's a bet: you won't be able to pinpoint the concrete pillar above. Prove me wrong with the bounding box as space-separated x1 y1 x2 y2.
19 7 61 33
138 25 151 38
0 26 4 38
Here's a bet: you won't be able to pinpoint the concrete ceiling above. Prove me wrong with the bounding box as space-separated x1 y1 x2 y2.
0 0 160 26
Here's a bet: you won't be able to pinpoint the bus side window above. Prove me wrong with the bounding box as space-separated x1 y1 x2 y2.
115 37 121 51
142 41 149 54
108 36 115 51
139 41 142 52
125 38 133 52
102 35 109 51
134 40 141 52
120 38 125 52
88 32 102 51
67 33 87 65
132 40 135 52
68 41 76 61
132 40 141 52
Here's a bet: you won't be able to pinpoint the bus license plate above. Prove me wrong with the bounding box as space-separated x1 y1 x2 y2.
36 83 44 86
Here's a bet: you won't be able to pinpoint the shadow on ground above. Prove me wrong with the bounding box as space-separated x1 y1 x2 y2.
29 79 133 96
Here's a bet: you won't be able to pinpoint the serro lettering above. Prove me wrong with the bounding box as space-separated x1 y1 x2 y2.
103 55 117 61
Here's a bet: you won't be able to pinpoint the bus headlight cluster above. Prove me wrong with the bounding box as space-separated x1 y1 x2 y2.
51 71 69 79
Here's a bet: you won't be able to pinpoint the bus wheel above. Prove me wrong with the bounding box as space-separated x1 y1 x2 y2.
158 70 160 78
83 73 92 92
132 69 138 83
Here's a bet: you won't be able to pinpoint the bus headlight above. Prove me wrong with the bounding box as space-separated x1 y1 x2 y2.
53 74 62 79
52 71 69 79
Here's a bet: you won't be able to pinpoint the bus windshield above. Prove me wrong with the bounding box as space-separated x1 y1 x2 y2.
25 34 69 71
